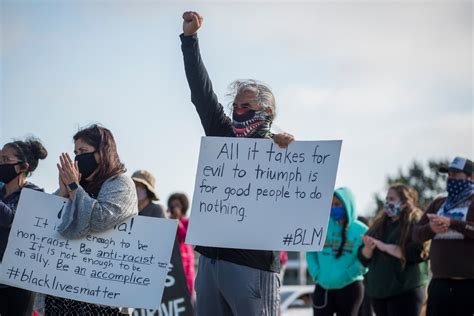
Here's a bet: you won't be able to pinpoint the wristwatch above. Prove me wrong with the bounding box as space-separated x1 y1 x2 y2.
67 182 79 191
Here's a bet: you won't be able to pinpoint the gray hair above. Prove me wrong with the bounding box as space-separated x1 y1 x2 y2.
226 79 276 118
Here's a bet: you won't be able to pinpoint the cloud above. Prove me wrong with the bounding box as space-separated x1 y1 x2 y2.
204 2 471 87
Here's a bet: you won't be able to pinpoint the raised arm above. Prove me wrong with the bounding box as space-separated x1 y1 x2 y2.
180 11 233 137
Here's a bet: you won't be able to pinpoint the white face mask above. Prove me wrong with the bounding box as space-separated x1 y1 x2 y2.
136 187 148 201
384 200 401 217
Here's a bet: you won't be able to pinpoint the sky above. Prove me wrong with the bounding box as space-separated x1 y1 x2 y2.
1 0 472 216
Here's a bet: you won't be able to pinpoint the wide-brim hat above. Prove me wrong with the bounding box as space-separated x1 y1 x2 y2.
132 170 159 201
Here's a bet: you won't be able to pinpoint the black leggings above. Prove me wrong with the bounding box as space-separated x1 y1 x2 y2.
312 281 364 316
371 286 426 316
0 286 35 316
427 279 474 316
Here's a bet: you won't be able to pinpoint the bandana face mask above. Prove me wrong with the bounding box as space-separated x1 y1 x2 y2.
232 108 273 138
447 178 472 197
384 200 401 217
444 178 474 211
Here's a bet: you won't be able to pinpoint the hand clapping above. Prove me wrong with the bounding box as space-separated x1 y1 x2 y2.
57 153 80 197
427 214 450 234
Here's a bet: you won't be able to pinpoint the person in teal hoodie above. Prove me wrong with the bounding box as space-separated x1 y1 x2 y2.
306 187 368 316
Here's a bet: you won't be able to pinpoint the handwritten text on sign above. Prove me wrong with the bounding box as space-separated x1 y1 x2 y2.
186 137 342 251
0 189 177 309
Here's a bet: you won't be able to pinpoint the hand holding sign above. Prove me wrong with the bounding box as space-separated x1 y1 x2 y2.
272 132 295 148
0 189 177 309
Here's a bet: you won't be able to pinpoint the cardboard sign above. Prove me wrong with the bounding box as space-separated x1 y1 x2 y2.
0 189 177 309
186 137 342 251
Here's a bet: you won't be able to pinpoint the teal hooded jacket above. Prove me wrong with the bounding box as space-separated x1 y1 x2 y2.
306 187 368 289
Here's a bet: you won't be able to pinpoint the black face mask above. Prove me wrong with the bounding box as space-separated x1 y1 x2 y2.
0 163 21 184
75 152 98 179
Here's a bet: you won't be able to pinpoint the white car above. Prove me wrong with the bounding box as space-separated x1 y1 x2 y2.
280 285 314 316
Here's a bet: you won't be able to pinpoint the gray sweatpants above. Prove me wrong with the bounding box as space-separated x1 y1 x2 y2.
195 256 280 316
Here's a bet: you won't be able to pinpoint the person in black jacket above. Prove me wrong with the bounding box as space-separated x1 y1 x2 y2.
181 11 294 316
0 137 47 316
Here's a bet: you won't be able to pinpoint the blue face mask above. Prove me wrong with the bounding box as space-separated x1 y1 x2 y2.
330 206 346 221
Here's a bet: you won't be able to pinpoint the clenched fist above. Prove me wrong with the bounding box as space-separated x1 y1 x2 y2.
183 11 203 36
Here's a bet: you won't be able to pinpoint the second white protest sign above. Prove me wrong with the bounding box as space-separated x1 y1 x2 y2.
0 189 177 309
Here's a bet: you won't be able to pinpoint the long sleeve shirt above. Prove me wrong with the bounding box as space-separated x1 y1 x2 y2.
180 33 279 273
357 217 430 299
413 196 474 279
57 174 138 239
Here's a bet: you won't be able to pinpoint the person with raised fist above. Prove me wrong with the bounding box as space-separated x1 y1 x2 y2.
180 10 293 316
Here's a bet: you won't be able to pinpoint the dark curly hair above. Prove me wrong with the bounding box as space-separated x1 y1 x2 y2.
5 137 48 177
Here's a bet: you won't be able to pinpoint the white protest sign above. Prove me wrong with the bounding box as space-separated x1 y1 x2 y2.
0 189 177 309
186 137 342 251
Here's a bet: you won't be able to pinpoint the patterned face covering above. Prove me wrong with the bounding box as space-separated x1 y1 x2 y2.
232 109 273 138
384 200 401 217
444 178 474 211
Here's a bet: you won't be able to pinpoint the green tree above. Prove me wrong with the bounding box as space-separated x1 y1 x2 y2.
373 159 450 214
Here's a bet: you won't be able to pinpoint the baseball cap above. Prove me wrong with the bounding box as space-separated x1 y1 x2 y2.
439 157 473 175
